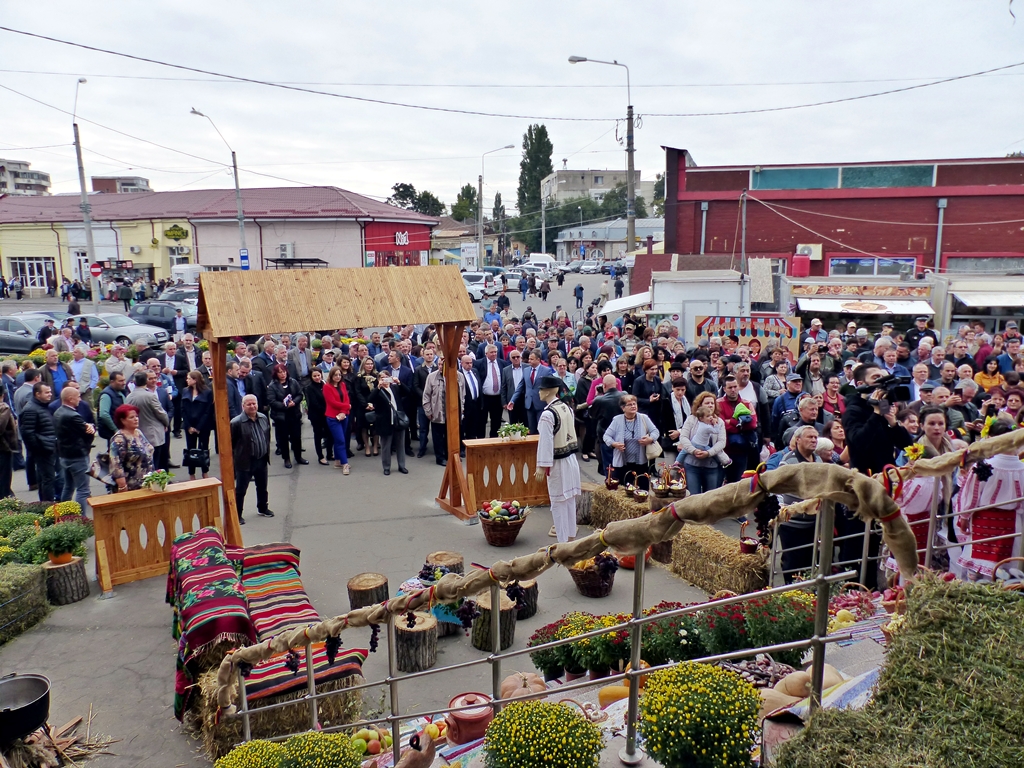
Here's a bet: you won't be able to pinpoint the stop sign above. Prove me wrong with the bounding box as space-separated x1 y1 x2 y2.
89 263 103 278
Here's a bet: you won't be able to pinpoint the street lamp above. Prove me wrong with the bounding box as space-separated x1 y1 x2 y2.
191 108 248 268
479 144 514 268
578 206 584 258
569 55 636 254
71 78 100 311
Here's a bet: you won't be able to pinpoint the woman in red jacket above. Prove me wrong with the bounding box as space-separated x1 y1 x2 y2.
323 366 352 475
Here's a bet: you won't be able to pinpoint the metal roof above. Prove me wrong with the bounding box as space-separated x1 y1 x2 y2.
0 186 439 225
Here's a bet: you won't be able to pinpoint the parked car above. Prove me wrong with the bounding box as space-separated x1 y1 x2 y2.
129 300 199 333
481 266 506 278
601 259 627 275
463 280 485 303
461 271 498 296
579 260 601 274
68 314 169 346
12 310 71 323
562 260 583 273
515 264 550 281
0 315 48 353
158 285 199 304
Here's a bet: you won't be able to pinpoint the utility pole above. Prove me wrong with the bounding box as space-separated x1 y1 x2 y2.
740 190 748 315
192 109 246 267
72 125 100 311
626 103 635 255
541 192 546 256
477 173 484 268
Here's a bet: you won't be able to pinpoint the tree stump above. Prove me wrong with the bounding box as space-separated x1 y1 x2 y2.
515 579 539 620
436 614 462 637
347 573 389 611
395 612 438 673
577 482 600 525
425 551 464 575
42 556 89 605
471 591 516 651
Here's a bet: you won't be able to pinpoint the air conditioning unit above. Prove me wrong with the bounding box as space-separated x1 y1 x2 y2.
796 243 823 261
279 242 295 259
129 245 142 254
178 246 191 255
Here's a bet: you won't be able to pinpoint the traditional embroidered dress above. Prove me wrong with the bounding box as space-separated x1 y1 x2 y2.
954 453 1024 580
537 399 581 542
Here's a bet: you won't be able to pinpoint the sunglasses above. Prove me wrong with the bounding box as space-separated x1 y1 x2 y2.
690 366 704 372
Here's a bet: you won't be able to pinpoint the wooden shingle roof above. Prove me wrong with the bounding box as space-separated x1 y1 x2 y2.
197 266 475 338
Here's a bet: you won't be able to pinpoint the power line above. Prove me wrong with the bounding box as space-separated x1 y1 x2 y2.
745 195 1024 228
0 142 74 151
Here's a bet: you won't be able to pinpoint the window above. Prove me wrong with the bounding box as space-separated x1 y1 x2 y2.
168 246 190 266
593 175 604 185
829 257 915 276
9 257 55 291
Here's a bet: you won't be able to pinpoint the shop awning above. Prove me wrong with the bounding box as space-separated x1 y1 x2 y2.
601 291 650 316
952 292 1024 308
795 298 934 315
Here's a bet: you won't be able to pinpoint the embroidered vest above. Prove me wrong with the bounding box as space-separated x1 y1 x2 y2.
545 399 578 459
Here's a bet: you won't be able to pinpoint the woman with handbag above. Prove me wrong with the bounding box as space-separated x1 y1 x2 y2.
180 370 213 480
371 373 408 476
323 365 352 475
305 368 333 465
354 357 380 457
267 363 307 469
603 394 660 490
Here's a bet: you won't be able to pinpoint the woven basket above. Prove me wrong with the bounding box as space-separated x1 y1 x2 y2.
481 516 526 547
569 565 616 598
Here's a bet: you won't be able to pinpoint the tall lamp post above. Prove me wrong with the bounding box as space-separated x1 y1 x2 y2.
578 206 583 258
191 108 247 269
71 78 100 311
569 56 635 255
479 145 514 268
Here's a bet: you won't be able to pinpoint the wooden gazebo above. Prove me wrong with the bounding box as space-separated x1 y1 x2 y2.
196 266 477 546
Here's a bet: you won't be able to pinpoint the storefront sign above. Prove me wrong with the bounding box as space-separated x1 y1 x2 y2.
164 225 189 241
395 231 410 246
790 284 929 297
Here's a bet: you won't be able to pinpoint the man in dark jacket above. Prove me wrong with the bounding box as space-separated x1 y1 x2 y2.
38 349 74 399
53 386 96 512
239 358 268 412
230 394 273 523
589 374 625 476
473 344 508 438
19 382 57 501
226 361 244 420
97 372 126 441
413 348 438 457
683 359 718 406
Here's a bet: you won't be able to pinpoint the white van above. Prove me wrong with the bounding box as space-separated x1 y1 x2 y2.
528 253 557 272
171 264 204 284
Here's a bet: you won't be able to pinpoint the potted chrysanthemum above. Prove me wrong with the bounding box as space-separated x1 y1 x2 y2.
483 700 603 768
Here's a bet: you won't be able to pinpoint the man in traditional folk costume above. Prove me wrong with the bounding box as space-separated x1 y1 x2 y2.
954 417 1024 580
534 375 581 542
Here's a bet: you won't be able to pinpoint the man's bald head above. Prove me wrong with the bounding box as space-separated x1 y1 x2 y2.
602 374 619 391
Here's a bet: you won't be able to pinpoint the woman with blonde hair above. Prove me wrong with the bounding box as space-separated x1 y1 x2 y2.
677 391 727 494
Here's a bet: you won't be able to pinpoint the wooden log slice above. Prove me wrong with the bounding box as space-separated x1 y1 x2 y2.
515 579 539 620
42 556 89 605
395 612 438 673
437 619 462 637
471 591 516 651
577 482 600 525
425 551 464 575
347 573 389 611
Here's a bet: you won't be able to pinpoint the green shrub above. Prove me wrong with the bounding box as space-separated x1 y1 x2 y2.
0 514 42 537
283 732 360 768
0 497 22 516
484 700 603 768
35 522 92 556
214 740 288 768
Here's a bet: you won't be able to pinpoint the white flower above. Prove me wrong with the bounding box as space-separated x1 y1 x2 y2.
678 629 688 637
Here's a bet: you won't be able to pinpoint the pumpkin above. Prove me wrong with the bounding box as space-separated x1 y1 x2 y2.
625 660 651 690
500 671 546 699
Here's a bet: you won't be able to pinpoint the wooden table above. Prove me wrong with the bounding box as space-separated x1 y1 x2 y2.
89 478 223 594
462 436 549 514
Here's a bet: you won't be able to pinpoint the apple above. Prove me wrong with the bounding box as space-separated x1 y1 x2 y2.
512 501 520 508
351 737 367 754
357 728 375 742
367 739 382 755
383 734 393 747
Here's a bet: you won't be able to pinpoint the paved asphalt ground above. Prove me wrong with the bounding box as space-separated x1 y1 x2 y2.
0 271 881 767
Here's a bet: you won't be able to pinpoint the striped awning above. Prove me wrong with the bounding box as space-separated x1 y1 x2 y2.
696 315 797 339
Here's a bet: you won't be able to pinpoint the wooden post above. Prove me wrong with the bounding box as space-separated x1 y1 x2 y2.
209 337 243 546
435 322 472 520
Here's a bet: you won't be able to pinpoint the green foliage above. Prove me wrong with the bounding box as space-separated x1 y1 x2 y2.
652 172 665 218
639 662 760 768
450 183 478 222
0 497 22 515
516 124 553 217
386 183 446 217
600 182 648 219
414 190 446 217
7 526 38 551
743 591 816 667
492 191 508 257
484 700 603 768
35 521 92 556
641 601 705 666
214 739 288 768
697 601 752 656
0 514 42 538
528 617 566 677
282 731 360 768
0 564 48 645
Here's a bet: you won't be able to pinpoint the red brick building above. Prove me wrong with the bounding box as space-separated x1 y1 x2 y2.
641 149 1024 291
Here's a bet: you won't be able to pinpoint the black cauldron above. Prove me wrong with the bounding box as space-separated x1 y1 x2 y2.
0 673 50 744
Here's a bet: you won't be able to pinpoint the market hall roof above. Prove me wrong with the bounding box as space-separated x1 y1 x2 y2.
0 186 440 225
197 265 475 338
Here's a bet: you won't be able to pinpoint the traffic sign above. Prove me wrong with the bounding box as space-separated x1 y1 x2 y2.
89 263 103 278
240 248 250 270
580 245 586 257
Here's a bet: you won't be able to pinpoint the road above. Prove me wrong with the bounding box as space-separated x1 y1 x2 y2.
474 269 629 327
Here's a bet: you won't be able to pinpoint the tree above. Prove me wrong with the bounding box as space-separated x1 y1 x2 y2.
386 183 418 209
652 173 665 218
601 182 648 219
493 191 508 258
516 124 554 217
450 183 478 222
413 190 446 217
386 182 446 216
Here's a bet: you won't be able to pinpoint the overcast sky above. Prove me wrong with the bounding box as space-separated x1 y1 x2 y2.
1 1 1022 216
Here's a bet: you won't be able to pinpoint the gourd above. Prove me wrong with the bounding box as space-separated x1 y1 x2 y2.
758 688 800 719
500 671 546 699
772 665 843 698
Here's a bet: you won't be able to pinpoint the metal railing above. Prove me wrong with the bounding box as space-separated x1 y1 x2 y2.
224 501 858 764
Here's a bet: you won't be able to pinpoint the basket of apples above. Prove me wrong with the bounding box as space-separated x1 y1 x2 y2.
478 499 530 547
349 724 392 758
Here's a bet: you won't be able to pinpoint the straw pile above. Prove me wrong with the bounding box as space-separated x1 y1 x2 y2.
670 525 768 595
590 487 652 527
0 564 48 646
191 669 364 759
776 576 1024 768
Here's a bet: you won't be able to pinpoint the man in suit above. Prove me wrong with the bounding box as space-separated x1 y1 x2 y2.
225 360 244 420
230 394 274 524
474 343 508 438
239 358 268 412
160 341 188 437
197 350 214 385
287 334 315 388
500 349 527 429
19 382 57 501
126 370 170 471
252 340 276 378
459 355 484 445
413 347 439 458
509 349 553 434
135 337 160 366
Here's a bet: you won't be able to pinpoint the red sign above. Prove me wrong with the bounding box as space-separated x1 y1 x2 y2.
89 263 103 278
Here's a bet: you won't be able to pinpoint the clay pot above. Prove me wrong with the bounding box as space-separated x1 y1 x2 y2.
47 552 74 566
445 692 493 745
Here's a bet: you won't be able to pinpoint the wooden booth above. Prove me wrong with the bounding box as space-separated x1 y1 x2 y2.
196 267 478 546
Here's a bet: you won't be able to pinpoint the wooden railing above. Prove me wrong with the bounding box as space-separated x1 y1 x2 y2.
89 478 223 594
462 436 549 514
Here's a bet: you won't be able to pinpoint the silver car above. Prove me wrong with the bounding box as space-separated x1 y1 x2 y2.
68 313 169 346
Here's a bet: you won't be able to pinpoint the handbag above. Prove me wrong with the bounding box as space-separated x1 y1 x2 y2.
394 409 410 430
641 415 663 460
183 447 210 469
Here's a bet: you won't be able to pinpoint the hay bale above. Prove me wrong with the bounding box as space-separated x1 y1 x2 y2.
670 525 767 595
0 564 49 646
590 488 652 528
191 669 364 759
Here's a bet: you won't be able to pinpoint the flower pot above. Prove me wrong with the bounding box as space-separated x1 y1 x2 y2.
542 667 563 682
509 433 524 441
564 668 586 682
47 552 74 566
148 484 167 493
588 667 610 681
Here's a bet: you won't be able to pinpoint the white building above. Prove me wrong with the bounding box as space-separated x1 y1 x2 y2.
540 168 656 207
0 159 51 196
554 217 665 261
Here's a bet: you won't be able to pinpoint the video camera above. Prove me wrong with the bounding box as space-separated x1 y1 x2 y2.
854 373 911 405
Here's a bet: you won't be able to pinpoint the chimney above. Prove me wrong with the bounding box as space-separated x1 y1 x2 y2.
646 235 654 255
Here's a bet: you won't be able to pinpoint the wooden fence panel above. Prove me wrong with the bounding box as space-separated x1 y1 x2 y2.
463 437 549 514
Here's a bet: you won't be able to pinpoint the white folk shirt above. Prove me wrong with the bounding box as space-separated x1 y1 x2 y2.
536 407 582 503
